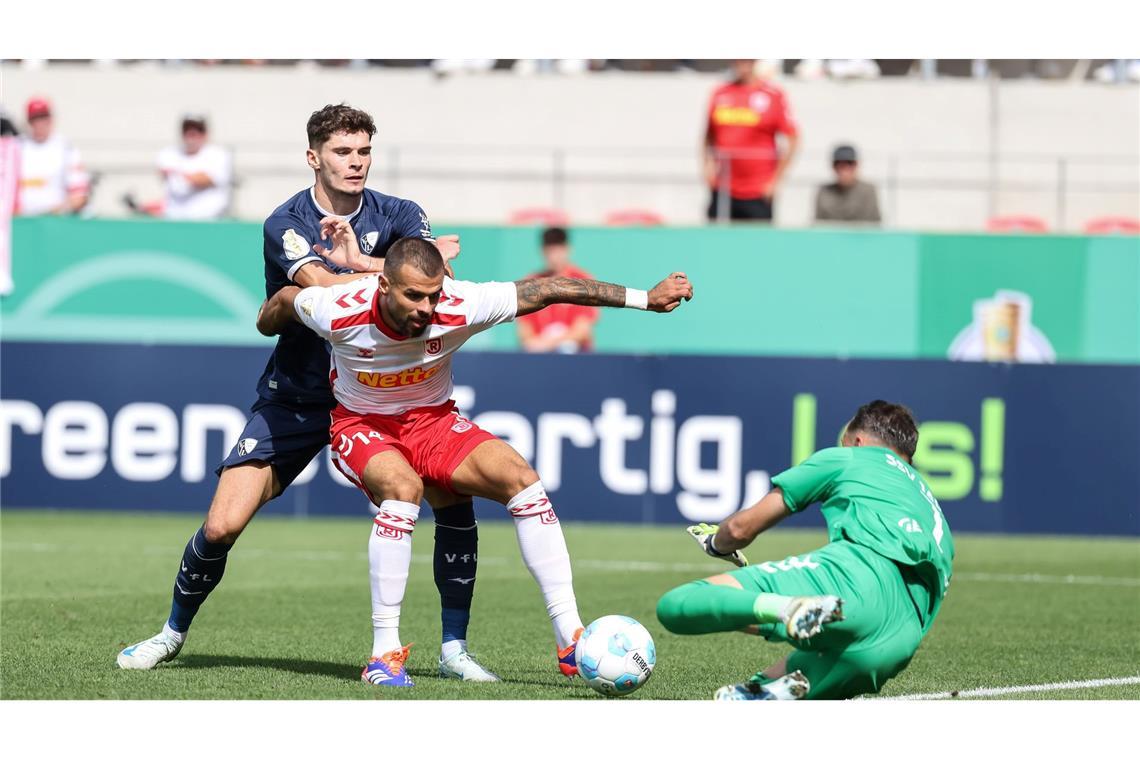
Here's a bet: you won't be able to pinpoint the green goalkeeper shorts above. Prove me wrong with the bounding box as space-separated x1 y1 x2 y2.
731 540 924 700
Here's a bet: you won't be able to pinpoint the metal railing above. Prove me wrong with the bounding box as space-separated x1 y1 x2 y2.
72 141 1140 231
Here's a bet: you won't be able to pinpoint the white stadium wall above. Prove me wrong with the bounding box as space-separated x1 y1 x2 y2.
2 62 1137 230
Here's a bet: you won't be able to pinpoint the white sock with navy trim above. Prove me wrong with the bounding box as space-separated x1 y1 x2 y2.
506 481 584 650
369 499 420 657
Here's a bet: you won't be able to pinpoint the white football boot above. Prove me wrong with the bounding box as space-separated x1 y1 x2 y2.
117 629 184 670
781 596 844 641
713 670 811 701
438 650 501 682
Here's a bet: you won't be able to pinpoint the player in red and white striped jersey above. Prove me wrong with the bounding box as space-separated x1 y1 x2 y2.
258 229 692 687
289 271 516 416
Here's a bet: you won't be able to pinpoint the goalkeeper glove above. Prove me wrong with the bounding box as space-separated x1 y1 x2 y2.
687 523 748 567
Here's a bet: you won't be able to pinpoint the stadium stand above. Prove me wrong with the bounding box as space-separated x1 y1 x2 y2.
1083 216 1140 235
1 60 1135 230
986 215 1050 233
604 209 665 226
509 208 570 226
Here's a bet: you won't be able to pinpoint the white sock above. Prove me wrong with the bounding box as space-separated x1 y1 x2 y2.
369 499 420 658
441 639 467 660
161 622 185 644
506 481 584 650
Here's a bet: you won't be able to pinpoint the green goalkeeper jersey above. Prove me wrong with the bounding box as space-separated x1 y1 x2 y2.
770 446 955 632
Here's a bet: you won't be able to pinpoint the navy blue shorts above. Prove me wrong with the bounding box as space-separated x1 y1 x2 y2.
215 399 334 489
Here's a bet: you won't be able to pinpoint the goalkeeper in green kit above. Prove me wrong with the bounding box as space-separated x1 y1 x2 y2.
656 400 954 700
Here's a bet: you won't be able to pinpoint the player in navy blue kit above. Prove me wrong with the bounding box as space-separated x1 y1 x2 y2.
118 105 498 682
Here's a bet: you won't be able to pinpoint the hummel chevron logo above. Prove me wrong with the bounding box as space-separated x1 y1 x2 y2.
448 577 476 585
335 289 369 308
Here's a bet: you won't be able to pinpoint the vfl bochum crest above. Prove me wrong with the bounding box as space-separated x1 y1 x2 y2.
360 231 379 254
237 438 259 457
282 229 309 260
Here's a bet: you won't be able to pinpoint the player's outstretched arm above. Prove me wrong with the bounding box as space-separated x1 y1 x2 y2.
707 488 792 553
256 286 302 336
513 272 693 316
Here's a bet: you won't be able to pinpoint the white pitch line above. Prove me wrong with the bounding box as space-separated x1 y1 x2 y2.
952 571 1140 588
882 675 1140 700
3 542 1139 587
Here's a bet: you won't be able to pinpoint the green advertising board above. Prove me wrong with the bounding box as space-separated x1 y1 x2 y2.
2 217 1137 363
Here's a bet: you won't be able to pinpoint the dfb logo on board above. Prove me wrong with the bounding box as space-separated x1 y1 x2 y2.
360 231 379 254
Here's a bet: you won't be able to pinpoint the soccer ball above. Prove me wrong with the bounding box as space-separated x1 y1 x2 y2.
575 615 656 696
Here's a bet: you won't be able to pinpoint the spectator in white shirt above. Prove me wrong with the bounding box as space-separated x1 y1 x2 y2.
17 97 90 216
157 114 232 220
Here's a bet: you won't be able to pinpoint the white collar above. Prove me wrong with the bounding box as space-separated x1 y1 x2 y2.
309 186 363 222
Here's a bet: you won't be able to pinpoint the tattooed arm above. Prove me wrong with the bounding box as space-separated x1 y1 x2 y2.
514 272 694 317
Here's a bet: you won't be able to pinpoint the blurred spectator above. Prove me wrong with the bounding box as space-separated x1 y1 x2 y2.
824 59 881 79
16 97 90 216
513 59 591 75
704 59 799 222
1 107 19 295
431 59 496 77
157 114 232 220
0 108 18 138
1093 59 1140 83
814 145 882 224
516 227 598 353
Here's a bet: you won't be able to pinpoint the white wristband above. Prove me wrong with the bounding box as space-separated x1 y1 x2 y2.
624 288 648 310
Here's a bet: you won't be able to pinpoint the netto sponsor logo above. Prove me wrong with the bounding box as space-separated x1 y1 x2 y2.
356 365 442 388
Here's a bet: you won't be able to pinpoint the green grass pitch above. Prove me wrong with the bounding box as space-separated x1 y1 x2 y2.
2 509 1137 700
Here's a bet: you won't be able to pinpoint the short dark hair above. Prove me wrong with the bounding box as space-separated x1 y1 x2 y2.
306 104 376 149
385 237 444 283
541 227 569 248
846 400 919 461
181 113 208 132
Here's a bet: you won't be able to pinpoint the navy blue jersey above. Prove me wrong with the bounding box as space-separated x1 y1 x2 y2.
257 187 434 406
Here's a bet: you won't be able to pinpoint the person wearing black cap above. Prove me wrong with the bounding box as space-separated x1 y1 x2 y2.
814 144 881 225
156 113 232 219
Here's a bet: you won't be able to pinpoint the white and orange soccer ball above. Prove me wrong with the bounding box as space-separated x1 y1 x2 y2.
575 615 656 697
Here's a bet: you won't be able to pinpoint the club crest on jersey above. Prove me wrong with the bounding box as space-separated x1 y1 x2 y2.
282 229 310 261
749 92 772 112
425 338 443 356
357 347 374 358
236 438 258 457
360 231 379 254
451 418 473 434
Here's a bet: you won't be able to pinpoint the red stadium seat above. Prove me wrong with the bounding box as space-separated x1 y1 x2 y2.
985 215 1049 233
604 208 665 226
508 207 570 226
1083 216 1140 235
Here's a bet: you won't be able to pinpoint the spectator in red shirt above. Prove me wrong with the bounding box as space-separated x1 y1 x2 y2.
704 59 799 222
516 227 599 353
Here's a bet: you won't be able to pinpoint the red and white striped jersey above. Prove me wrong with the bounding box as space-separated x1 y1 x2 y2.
294 275 517 415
